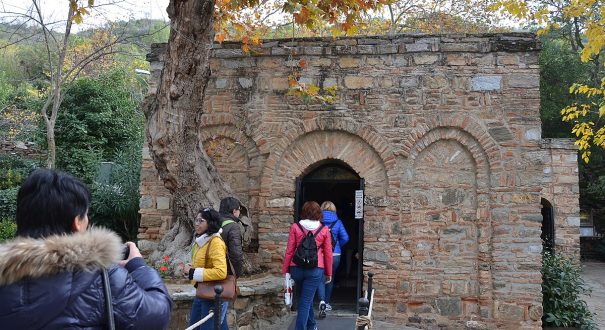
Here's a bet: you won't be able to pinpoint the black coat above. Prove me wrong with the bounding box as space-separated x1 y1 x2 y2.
0 228 173 329
220 214 244 277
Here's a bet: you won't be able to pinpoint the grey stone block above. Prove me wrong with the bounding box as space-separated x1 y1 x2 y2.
442 189 465 205
238 78 254 89
139 195 153 209
156 196 170 210
400 76 419 88
435 297 462 316
223 58 255 69
214 49 245 58
471 75 502 91
215 78 228 89
508 74 539 88
488 126 514 142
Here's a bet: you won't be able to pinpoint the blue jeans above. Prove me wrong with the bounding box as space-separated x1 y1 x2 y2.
317 255 341 304
189 297 229 330
290 266 323 330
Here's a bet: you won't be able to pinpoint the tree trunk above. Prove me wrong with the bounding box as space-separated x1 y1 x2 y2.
143 0 233 264
45 119 56 169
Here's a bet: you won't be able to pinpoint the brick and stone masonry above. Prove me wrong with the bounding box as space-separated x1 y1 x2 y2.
139 33 580 329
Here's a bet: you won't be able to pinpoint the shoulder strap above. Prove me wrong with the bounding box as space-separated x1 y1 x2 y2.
222 219 235 227
296 222 305 234
313 224 325 237
101 269 116 330
329 222 337 230
204 237 215 268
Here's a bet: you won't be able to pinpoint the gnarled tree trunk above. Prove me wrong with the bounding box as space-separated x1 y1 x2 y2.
143 0 232 265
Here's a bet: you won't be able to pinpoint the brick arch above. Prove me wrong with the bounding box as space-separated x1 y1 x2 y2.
407 127 496 320
257 117 399 198
401 115 502 175
200 124 264 179
408 127 491 189
260 130 390 198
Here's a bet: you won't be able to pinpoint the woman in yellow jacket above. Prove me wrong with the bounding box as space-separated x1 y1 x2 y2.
182 208 229 330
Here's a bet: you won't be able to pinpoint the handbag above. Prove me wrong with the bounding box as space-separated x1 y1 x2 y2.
195 237 239 301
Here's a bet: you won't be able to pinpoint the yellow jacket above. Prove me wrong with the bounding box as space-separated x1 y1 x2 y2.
190 234 227 286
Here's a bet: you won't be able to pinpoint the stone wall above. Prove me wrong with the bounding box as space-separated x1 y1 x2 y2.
140 33 581 329
540 138 581 259
0 140 45 161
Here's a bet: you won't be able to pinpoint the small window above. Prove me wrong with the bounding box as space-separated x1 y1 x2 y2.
580 210 595 237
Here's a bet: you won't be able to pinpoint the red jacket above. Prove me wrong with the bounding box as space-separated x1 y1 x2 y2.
282 222 333 275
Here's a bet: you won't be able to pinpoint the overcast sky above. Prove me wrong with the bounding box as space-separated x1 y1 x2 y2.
0 0 170 31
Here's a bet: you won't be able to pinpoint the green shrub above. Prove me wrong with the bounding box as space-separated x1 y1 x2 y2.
542 251 596 329
0 154 39 189
0 218 17 242
89 146 142 241
49 69 144 241
0 187 18 220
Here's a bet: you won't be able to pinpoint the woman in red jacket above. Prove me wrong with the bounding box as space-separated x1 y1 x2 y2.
282 201 333 330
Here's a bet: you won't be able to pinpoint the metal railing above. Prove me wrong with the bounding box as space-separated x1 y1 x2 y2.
356 272 374 330
185 285 224 330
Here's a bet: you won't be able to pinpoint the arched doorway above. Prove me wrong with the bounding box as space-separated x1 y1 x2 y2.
541 198 555 252
294 160 364 312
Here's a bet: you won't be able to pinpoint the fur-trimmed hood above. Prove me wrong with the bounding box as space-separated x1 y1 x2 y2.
0 227 122 286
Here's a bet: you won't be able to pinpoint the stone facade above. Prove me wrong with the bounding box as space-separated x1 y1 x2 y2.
140 33 581 329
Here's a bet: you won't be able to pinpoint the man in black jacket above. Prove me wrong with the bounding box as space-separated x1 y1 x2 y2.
219 197 245 277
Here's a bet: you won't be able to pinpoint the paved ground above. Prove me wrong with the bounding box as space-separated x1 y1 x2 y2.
277 311 421 330
582 261 605 328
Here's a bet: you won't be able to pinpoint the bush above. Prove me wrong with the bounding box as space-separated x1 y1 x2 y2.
49 69 144 241
0 154 39 189
89 146 142 241
0 218 17 242
0 187 18 220
542 251 596 329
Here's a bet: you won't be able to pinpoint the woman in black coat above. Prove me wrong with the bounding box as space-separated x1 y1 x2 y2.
0 169 173 329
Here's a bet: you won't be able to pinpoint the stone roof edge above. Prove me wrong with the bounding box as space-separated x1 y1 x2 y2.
147 32 539 61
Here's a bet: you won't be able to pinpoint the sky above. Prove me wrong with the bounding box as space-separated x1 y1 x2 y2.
0 0 170 31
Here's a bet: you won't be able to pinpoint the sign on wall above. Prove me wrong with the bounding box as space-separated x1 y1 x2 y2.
355 190 364 219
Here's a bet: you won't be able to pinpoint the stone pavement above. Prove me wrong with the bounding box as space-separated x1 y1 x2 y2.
582 261 605 328
275 312 421 330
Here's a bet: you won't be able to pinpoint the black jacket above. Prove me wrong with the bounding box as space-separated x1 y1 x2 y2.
0 228 173 329
220 214 244 277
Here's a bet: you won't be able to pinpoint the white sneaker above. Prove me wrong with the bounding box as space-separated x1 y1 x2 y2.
325 303 332 311
318 301 326 319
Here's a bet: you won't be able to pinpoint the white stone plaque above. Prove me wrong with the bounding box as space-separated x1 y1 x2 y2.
355 190 364 219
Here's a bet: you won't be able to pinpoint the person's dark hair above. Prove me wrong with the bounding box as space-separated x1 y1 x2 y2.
16 169 91 239
200 208 222 235
219 197 241 215
300 201 322 221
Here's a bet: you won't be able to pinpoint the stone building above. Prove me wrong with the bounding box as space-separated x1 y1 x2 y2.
139 33 580 329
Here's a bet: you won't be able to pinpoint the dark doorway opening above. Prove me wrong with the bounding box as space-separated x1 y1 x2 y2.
295 161 363 313
541 198 555 252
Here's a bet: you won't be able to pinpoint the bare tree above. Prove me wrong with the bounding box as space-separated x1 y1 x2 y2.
0 0 165 168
